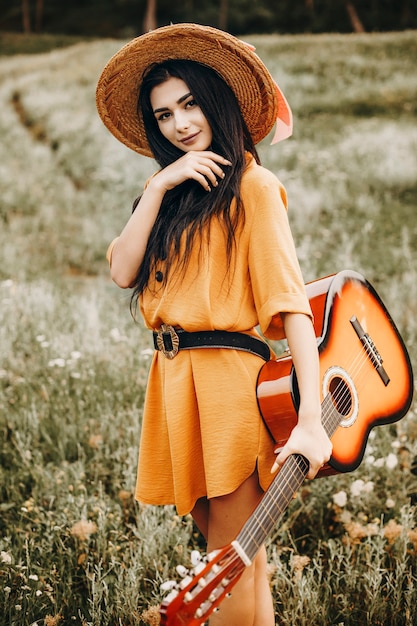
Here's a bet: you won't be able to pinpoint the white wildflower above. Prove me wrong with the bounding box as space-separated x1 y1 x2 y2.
385 498 396 509
1 550 12 564
332 490 347 507
350 479 365 497
363 481 374 493
28 574 39 581
48 358 66 367
386 453 398 469
110 327 127 342
71 351 82 360
351 479 374 496
373 458 385 468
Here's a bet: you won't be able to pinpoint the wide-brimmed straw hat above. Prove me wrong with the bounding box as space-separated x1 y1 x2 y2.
96 23 292 157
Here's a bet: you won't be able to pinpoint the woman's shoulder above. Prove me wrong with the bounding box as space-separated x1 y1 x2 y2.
241 154 287 208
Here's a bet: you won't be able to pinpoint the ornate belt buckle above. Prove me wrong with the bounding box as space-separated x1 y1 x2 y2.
156 324 180 359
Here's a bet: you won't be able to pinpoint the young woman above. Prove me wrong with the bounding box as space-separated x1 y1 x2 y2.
96 23 332 626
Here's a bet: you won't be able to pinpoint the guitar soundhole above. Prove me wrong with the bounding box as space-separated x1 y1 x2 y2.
323 366 359 427
329 377 352 416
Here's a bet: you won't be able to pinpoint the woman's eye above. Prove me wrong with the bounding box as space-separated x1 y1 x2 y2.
157 112 171 122
185 99 197 108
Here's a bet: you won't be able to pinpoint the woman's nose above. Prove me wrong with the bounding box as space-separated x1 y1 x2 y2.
174 110 191 131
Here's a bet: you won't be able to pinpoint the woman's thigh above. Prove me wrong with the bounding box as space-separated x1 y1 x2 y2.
192 471 263 551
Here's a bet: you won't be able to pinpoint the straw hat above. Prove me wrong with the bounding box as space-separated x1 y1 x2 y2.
96 23 292 157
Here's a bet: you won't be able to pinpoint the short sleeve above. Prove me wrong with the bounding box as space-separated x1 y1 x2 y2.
246 173 312 340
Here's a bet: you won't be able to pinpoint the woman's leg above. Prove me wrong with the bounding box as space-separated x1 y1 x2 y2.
191 472 275 626
253 544 275 626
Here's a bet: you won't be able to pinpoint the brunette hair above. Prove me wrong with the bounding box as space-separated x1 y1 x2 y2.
130 59 260 308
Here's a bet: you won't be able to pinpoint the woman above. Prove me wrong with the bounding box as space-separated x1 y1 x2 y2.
96 23 332 626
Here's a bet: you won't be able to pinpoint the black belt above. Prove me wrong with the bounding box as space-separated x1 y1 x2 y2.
153 324 270 361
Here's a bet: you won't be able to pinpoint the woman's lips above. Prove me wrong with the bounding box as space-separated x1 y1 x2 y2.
180 132 200 145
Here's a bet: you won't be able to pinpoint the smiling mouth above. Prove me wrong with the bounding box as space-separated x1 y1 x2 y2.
181 132 200 144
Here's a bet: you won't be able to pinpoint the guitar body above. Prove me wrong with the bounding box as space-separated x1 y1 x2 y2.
257 270 414 474
160 270 414 625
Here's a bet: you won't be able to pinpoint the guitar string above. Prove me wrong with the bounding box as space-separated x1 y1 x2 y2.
240 317 380 553
245 346 364 526
242 346 375 555
239 302 396 553
238 345 376 557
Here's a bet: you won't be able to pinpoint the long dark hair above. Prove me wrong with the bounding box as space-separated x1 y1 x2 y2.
130 59 260 309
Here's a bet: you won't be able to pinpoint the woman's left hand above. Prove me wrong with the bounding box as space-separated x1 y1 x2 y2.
271 417 333 480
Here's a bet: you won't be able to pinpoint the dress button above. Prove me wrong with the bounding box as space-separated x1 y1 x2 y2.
155 271 163 282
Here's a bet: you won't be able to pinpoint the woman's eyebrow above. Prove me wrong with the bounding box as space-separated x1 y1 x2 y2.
153 92 193 114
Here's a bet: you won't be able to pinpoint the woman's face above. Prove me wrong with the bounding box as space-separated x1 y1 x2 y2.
150 76 212 152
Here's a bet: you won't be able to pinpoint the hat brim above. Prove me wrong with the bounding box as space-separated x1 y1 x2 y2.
96 23 282 157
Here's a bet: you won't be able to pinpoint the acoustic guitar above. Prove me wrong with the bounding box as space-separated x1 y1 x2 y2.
160 269 413 626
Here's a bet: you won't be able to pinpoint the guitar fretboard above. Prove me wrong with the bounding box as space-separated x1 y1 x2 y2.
236 394 339 562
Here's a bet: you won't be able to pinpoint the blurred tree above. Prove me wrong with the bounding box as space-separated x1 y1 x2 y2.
400 0 411 26
36 0 44 31
22 0 30 32
21 0 44 33
143 0 157 31
345 0 365 32
0 0 415 36
219 0 229 30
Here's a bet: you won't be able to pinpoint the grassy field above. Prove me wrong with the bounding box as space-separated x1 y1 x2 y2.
0 30 416 626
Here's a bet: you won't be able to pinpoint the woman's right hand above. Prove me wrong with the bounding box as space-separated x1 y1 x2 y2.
149 151 232 194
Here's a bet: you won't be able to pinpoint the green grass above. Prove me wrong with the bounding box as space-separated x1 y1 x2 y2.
0 31 416 625
0 32 98 56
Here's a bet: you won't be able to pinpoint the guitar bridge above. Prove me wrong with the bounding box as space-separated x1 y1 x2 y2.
350 316 390 386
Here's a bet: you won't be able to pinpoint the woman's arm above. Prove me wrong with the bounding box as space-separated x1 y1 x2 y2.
271 312 333 479
109 150 231 288
109 181 165 288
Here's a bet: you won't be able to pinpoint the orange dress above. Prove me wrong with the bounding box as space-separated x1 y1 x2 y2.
111 155 312 516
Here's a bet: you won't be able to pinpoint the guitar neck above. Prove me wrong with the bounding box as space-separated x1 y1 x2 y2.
235 454 308 562
235 395 339 562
